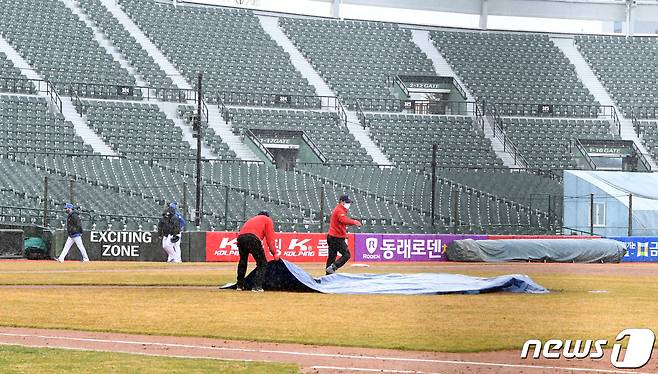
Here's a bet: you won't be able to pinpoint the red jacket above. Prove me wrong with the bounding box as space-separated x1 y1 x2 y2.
239 215 276 253
328 204 359 238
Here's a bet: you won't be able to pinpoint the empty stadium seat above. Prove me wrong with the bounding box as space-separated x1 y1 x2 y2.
82 100 195 159
78 0 177 93
0 0 135 95
366 113 502 168
0 96 92 155
432 30 598 107
503 117 618 169
117 0 317 105
0 52 35 94
280 18 436 108
575 35 658 117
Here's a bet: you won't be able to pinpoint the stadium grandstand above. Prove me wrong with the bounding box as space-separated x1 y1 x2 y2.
0 0 656 236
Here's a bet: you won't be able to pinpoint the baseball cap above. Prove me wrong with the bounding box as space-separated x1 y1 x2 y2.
64 203 74 210
169 201 177 209
258 210 270 217
339 194 352 204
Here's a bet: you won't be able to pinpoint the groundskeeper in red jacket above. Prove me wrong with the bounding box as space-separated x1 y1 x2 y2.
239 214 277 254
328 203 360 238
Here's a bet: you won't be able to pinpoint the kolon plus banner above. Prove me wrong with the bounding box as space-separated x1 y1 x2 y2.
354 234 487 262
206 232 355 262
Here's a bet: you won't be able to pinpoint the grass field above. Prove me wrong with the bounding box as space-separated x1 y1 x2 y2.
1 261 657 353
0 344 297 373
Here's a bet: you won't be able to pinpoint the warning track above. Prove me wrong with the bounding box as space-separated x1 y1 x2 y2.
0 327 655 373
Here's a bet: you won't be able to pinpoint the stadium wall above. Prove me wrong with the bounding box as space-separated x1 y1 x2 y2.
50 231 206 262
44 230 658 262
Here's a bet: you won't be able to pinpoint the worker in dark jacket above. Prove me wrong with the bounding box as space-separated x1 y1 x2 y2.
158 203 181 263
56 203 90 263
168 202 185 262
236 211 280 292
326 195 361 275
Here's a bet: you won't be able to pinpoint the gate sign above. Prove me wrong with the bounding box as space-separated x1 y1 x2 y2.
260 137 294 145
610 236 658 262
206 232 355 262
275 94 292 105
117 85 134 96
403 100 415 109
537 104 553 114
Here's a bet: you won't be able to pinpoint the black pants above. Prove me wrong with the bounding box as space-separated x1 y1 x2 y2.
236 234 268 289
326 235 351 270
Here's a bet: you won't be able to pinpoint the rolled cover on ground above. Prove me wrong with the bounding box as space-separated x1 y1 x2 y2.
446 238 626 263
220 259 548 294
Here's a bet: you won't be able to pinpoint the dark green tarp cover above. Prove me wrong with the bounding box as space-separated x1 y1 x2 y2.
447 238 626 263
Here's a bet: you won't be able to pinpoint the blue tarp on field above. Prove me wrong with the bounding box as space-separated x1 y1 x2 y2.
221 259 548 295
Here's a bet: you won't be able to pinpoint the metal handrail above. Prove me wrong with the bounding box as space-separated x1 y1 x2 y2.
3 152 269 167
201 98 209 124
474 100 485 134
356 97 477 115
630 113 655 171
492 101 610 118
611 107 621 136
630 141 652 172
244 129 276 164
485 103 529 168
63 81 197 102
217 90 347 127
69 84 83 116
216 94 228 120
628 115 652 170
0 205 50 218
300 131 327 163
218 90 332 109
451 77 468 100
630 112 642 138
573 138 597 170
46 80 63 113
411 100 475 116
356 99 367 128
336 96 348 127
0 76 48 93
386 74 410 97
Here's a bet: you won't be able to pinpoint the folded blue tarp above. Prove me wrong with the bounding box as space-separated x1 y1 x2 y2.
447 238 626 263
221 259 548 295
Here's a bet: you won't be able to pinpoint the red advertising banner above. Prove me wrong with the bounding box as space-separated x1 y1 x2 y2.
206 232 355 262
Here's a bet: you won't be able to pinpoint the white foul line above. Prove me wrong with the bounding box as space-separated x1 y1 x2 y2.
0 332 653 374
0 342 257 363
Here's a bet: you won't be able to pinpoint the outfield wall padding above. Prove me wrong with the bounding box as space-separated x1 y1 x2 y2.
51 231 205 262
187 231 206 262
44 231 656 263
